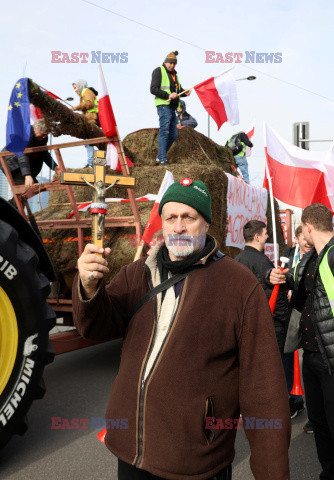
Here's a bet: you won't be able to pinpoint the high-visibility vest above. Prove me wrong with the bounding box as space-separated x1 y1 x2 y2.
319 245 334 316
293 259 301 281
238 142 246 157
155 66 181 107
81 88 99 113
293 245 334 315
227 134 246 157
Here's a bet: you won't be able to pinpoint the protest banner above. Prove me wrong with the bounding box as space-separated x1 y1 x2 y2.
226 173 267 249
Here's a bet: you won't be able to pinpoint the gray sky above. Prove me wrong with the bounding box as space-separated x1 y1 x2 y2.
1 0 333 186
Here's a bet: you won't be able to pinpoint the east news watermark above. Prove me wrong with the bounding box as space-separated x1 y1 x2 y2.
50 416 282 430
51 51 128 63
51 417 128 429
205 51 282 63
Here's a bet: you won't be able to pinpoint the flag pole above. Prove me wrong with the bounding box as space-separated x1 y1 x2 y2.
134 240 145 261
161 88 193 104
263 122 278 268
35 82 73 108
161 68 235 104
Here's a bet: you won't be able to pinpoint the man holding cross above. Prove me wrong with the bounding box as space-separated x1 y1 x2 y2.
150 51 191 166
72 178 290 480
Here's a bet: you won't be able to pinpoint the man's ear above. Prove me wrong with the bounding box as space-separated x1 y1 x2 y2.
305 222 312 234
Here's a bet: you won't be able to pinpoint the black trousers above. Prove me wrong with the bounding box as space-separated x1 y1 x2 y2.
303 350 334 480
118 459 232 480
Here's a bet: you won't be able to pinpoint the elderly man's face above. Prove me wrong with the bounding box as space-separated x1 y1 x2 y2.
164 62 176 72
73 83 80 95
161 202 210 261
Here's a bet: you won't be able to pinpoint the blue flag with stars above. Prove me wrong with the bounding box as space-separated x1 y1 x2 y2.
6 78 31 156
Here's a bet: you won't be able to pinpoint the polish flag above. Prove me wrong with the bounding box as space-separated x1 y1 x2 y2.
98 64 117 137
141 170 175 244
247 120 255 140
68 195 158 218
30 104 43 122
245 120 255 157
30 89 65 122
106 142 134 171
263 122 334 211
44 90 62 101
194 67 239 130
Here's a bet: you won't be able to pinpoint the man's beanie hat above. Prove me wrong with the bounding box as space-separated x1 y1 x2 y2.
165 51 178 64
159 178 212 223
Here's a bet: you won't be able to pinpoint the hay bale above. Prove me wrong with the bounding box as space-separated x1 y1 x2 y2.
123 127 236 173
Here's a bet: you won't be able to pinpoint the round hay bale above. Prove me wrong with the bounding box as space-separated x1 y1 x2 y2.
123 127 237 173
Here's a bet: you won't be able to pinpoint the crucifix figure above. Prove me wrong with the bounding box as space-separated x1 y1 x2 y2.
60 149 135 255
81 177 119 240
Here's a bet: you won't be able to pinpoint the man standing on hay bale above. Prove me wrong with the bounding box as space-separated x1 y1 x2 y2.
72 79 99 168
73 179 290 480
225 132 253 184
150 51 190 166
1 119 60 188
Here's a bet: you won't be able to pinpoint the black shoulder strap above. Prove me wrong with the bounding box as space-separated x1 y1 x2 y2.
213 251 224 261
127 252 225 324
127 265 201 325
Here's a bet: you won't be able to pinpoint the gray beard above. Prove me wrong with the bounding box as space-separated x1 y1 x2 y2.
165 243 195 259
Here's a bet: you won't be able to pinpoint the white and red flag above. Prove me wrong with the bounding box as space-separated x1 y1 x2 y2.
106 143 134 171
247 120 255 140
194 67 239 130
263 122 334 211
30 104 43 122
98 64 130 170
68 194 158 219
30 89 63 122
245 120 255 157
141 170 175 244
98 64 117 137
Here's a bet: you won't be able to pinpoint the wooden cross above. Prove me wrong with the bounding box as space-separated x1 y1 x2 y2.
60 150 135 255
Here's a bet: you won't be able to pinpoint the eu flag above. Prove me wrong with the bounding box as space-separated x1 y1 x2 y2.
6 78 31 156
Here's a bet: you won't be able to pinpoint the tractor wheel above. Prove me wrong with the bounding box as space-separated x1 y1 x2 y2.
0 220 55 448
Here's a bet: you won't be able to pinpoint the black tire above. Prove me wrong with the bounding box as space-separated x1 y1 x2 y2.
0 220 56 448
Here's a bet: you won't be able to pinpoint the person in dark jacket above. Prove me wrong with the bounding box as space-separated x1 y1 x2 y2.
284 225 313 421
235 220 290 354
150 51 190 166
284 203 334 478
176 100 198 128
1 119 60 188
225 132 253 184
72 180 290 480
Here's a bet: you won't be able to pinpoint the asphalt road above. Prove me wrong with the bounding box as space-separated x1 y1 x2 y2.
0 340 321 480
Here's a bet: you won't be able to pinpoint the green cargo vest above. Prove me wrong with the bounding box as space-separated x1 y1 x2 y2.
293 245 334 315
81 88 99 113
155 66 181 107
319 245 334 315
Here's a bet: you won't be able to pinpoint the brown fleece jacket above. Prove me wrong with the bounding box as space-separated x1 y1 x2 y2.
73 88 98 124
72 243 291 480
